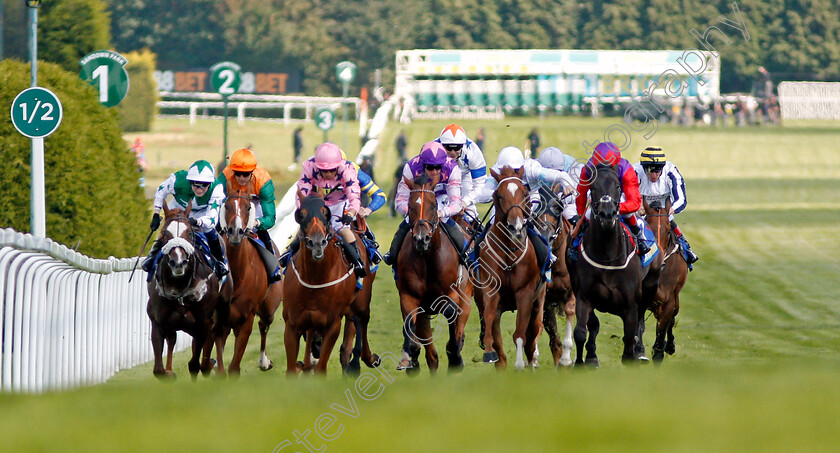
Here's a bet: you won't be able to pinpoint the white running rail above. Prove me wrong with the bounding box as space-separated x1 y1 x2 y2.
0 228 190 393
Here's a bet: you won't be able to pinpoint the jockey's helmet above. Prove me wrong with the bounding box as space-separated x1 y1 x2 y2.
187 160 216 183
314 142 343 170
439 124 467 146
640 147 666 169
496 146 526 170
592 142 621 166
229 148 257 172
537 147 567 170
419 141 448 166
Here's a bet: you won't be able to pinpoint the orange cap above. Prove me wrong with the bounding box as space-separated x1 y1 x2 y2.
229 148 257 172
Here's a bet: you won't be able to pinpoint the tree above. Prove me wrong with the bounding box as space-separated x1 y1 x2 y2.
39 0 112 72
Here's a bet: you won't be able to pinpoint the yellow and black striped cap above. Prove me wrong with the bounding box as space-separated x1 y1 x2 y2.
640 147 666 165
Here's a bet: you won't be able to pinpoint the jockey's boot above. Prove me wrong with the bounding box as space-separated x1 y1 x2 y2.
207 235 229 278
383 221 410 266
342 241 367 278
442 220 473 267
528 229 552 281
629 224 651 256
141 238 163 273
278 236 300 268
678 234 699 264
364 229 383 264
268 265 283 284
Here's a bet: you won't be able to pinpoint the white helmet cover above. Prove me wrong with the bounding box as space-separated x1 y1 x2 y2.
537 147 567 170
496 146 525 170
187 160 216 183
439 124 467 145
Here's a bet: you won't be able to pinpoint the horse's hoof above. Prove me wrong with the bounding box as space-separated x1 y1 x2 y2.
396 358 413 371
154 370 176 380
367 354 381 368
584 357 600 368
665 344 676 355
259 360 274 371
483 351 499 363
637 354 650 364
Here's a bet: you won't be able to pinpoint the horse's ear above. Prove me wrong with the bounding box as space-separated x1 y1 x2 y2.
162 203 171 217
297 188 306 202
311 185 323 198
294 208 305 225
515 167 525 179
490 168 501 182
184 202 192 217
321 206 331 220
403 175 415 190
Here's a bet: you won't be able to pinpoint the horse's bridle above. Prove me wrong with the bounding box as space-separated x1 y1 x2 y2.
409 188 439 238
493 177 529 229
300 208 335 250
221 193 255 241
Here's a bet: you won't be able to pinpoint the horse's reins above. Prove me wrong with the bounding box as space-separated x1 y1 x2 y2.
409 188 439 236
154 216 209 304
483 177 531 271
582 194 635 268
645 207 680 261
290 207 352 289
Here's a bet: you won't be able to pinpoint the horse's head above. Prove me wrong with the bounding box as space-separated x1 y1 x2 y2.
159 203 196 277
221 185 256 245
534 185 565 244
405 173 439 253
295 189 331 260
491 166 529 241
589 163 621 229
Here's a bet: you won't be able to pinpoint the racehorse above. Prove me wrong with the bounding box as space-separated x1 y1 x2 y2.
282 191 360 375
533 185 576 367
567 163 661 366
146 204 232 378
337 216 381 373
476 166 546 370
218 184 283 375
643 198 687 362
396 174 472 373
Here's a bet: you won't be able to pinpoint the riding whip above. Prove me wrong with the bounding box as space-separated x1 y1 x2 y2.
128 228 156 283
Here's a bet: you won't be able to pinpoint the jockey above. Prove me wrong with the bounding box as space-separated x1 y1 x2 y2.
535 146 584 224
575 141 650 256
280 142 367 278
341 150 386 263
475 146 576 280
435 124 487 225
633 146 699 263
382 140 470 267
142 160 228 278
218 148 283 283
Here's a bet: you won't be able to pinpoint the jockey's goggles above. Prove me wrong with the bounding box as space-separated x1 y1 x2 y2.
233 171 252 178
424 164 443 171
320 167 338 173
645 165 664 173
190 181 210 188
443 143 463 152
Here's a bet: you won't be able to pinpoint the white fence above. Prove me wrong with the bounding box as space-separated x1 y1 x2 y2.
0 228 190 393
778 81 840 120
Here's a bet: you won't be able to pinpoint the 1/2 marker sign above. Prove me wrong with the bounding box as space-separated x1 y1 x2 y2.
79 50 130 107
10 87 63 138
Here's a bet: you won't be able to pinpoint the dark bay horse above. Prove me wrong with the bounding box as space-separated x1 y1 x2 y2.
477 166 545 370
282 192 359 375
567 163 661 366
146 204 232 378
533 186 576 367
643 198 687 362
396 174 472 374
218 185 283 375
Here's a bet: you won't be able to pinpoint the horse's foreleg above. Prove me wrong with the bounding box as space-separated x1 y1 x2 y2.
491 310 507 370
339 315 357 373
584 312 600 367
150 322 168 378
621 308 640 364
188 333 204 378
543 299 562 367
213 326 229 377
200 321 215 376
573 297 590 367
512 288 535 370
525 289 545 369
399 295 422 371
355 309 380 368
415 315 439 374
446 294 470 372
229 315 255 375
314 318 343 375
481 293 500 364
560 293 576 367
284 323 301 376
475 287 486 349
165 331 177 375
258 317 274 371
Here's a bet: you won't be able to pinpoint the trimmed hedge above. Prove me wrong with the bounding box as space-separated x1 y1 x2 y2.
118 49 159 132
0 59 148 258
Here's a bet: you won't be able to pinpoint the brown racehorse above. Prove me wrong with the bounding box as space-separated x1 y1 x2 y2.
396 174 472 373
218 185 283 375
643 198 687 362
477 166 546 370
567 163 661 366
533 185 576 367
146 204 232 378
282 192 359 375
337 216 381 373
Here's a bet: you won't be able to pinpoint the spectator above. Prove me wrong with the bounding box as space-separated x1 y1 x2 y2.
527 128 540 158
475 128 485 150
293 127 304 167
395 130 408 161
130 137 148 187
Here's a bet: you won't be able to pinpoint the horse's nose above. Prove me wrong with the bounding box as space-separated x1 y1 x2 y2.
306 238 315 248
237 227 245 236
423 233 431 245
320 239 328 248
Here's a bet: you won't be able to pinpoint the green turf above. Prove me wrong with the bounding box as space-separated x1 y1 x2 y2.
2 116 840 451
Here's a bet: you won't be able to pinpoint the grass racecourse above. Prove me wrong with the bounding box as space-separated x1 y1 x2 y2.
2 115 840 452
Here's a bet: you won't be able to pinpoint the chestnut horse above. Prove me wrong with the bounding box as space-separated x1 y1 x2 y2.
282 192 359 375
643 198 687 362
477 166 546 370
218 185 283 375
567 163 661 366
533 185 576 367
396 174 472 373
146 204 232 378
